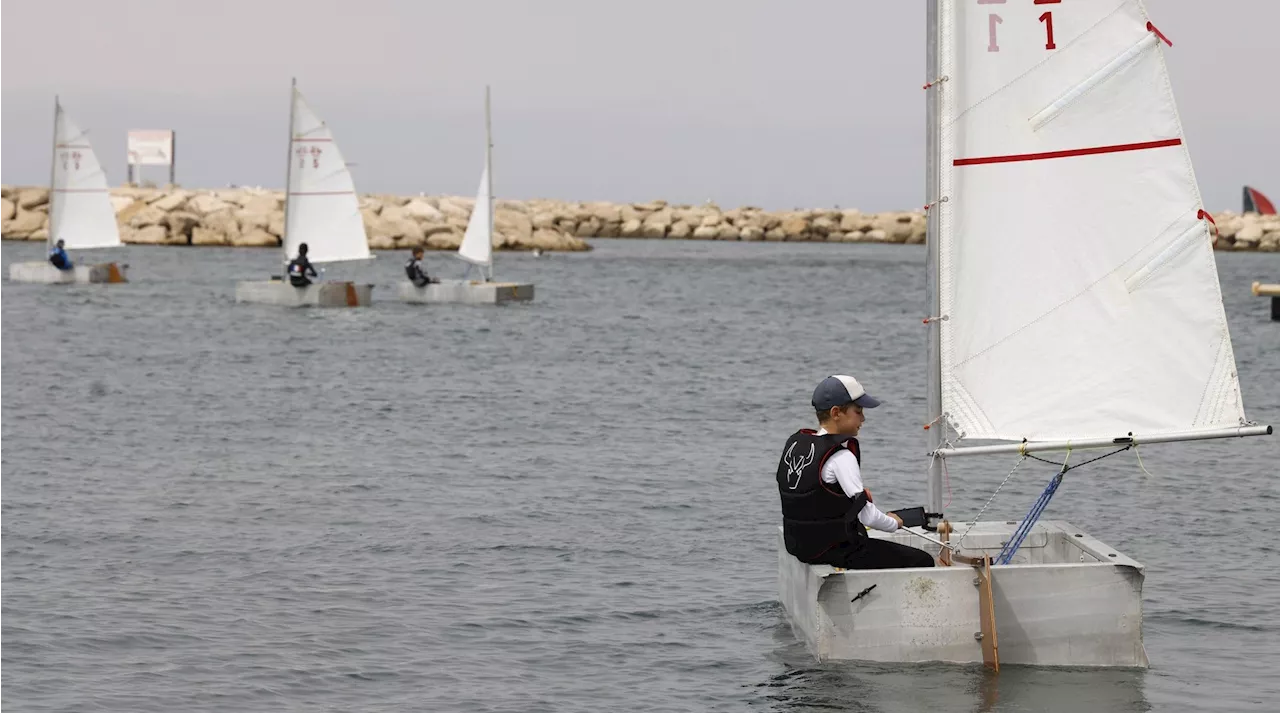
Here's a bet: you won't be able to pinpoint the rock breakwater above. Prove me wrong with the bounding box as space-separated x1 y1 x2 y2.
3 185 1277 252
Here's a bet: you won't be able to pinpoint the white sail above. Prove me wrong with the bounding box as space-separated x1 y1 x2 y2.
457 164 493 267
50 103 121 250
283 87 369 264
935 0 1245 442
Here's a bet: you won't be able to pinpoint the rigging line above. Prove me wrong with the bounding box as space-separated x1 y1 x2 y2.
1025 445 1132 471
1134 444 1155 478
957 455 1028 549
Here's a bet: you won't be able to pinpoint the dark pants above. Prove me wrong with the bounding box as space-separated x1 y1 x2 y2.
289 276 312 287
810 538 935 570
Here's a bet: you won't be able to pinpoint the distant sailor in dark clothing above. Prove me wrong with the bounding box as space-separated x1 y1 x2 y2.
405 247 435 287
287 242 318 287
776 375 935 570
48 239 73 270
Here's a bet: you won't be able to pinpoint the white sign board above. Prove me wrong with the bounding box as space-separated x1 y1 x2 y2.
127 130 174 166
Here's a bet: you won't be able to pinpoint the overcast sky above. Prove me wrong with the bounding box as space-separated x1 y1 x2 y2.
2 0 1276 211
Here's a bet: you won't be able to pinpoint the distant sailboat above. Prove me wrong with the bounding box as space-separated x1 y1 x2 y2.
1243 185 1276 215
9 97 127 284
398 86 534 305
235 79 373 307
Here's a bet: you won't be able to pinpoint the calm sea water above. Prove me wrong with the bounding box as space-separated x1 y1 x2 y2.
3 239 1279 712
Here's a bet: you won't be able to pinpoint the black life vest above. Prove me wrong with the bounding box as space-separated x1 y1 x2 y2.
405 258 428 285
287 257 310 286
776 429 867 562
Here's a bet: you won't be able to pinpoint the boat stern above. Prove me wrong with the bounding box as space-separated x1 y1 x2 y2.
396 280 534 305
8 261 127 284
235 280 373 307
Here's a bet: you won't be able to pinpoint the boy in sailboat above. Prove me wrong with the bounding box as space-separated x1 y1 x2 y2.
405 247 436 287
776 375 935 570
287 243 318 287
48 239 73 271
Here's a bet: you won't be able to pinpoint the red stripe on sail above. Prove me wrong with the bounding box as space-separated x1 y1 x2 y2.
954 139 1183 166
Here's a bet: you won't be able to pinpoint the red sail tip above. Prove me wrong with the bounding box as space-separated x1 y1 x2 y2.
1146 21 1172 47
1244 186 1277 215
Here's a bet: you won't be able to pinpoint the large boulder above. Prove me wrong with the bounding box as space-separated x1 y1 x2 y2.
268 213 285 237
127 204 168 228
390 217 426 244
240 195 280 216
235 228 279 248
165 211 201 240
764 227 787 241
128 224 173 245
239 209 272 232
16 187 49 210
403 198 444 222
668 221 692 239
1234 223 1263 249
148 190 191 212
740 226 765 241
641 209 673 238
6 209 47 237
692 225 718 240
716 224 739 240
109 195 136 215
191 225 229 246
619 218 643 238
1 198 15 221
1258 231 1280 252
438 198 472 221
588 202 622 223
575 216 603 237
426 228 463 250
203 210 241 242
811 215 837 237
779 216 809 239
699 213 722 228
186 194 233 215
528 229 581 252
839 209 863 232
114 200 148 226
368 233 397 251
495 209 534 242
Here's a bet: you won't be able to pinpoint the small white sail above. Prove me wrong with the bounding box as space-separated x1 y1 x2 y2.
457 164 493 268
935 0 1245 441
283 86 369 264
50 103 120 250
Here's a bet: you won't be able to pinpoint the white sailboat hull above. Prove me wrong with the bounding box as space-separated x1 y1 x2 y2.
235 280 373 308
8 261 127 284
395 280 533 305
778 521 1148 667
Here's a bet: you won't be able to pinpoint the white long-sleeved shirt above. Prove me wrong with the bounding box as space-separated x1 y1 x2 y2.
815 428 899 533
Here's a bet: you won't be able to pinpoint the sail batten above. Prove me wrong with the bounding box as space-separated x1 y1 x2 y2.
283 87 369 264
50 104 121 250
936 0 1246 443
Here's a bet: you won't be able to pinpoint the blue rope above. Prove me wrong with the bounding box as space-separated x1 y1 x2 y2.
993 444 1132 566
996 470 1064 565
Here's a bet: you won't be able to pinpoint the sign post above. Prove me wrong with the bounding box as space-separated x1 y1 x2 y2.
126 130 176 186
